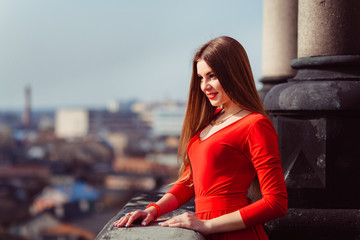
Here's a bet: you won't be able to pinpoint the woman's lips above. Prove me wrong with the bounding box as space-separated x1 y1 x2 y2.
207 92 218 100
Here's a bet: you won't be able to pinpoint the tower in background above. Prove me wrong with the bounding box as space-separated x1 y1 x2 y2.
22 85 32 129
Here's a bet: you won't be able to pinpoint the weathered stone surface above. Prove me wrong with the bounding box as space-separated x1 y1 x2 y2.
265 80 360 111
298 0 360 57
265 208 360 240
96 192 205 240
99 224 204 240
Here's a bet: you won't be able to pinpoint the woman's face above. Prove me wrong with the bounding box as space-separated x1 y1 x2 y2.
197 59 231 107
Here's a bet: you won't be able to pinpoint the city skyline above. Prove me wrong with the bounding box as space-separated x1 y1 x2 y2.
0 0 263 110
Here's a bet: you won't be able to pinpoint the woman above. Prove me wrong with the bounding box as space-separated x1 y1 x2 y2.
114 36 288 239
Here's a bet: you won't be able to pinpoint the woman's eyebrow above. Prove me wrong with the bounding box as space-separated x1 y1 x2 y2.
204 71 214 76
198 71 214 77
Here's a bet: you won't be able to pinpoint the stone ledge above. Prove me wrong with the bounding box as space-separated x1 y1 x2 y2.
97 192 360 240
96 192 205 240
99 223 204 240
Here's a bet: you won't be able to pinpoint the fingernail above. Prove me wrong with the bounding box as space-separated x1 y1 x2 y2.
158 222 164 226
142 221 146 226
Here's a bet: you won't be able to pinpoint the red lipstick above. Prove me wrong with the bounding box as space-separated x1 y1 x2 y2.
207 92 218 100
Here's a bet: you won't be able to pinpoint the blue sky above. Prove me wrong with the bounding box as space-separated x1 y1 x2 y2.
0 0 263 110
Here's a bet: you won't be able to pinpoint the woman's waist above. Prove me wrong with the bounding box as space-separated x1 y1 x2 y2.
195 193 250 213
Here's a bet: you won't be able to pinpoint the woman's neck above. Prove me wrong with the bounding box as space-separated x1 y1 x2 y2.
222 102 243 116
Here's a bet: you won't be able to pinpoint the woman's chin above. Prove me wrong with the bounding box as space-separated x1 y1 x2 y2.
209 101 221 107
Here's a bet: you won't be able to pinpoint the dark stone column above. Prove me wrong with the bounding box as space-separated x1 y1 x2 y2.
264 0 360 238
259 0 298 100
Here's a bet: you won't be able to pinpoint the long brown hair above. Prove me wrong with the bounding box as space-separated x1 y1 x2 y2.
177 36 266 185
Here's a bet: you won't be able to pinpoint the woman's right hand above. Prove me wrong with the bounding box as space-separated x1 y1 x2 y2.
113 208 157 228
113 194 178 228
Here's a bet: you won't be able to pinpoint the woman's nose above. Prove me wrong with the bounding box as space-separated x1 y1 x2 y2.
202 80 211 90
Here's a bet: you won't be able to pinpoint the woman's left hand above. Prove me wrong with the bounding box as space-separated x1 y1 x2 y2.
158 212 211 235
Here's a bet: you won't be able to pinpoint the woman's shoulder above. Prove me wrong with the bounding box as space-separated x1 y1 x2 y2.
241 112 277 137
241 112 270 125
237 112 275 133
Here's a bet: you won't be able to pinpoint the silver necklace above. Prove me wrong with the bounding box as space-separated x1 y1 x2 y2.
210 109 244 126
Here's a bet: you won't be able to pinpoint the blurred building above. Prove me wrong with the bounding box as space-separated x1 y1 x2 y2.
152 107 185 137
0 111 21 129
54 106 150 156
55 109 89 138
89 109 150 156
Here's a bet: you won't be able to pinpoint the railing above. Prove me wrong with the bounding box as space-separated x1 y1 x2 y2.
97 192 360 240
96 191 205 240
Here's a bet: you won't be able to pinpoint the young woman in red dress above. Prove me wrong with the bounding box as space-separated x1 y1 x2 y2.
114 36 288 240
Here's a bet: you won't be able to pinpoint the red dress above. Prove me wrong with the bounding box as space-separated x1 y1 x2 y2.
167 113 288 240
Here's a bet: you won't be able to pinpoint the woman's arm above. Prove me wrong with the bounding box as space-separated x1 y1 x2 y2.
114 166 195 228
159 209 246 235
239 118 288 227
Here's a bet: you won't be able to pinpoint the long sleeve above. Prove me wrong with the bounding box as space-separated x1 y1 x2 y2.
166 166 195 208
239 118 288 228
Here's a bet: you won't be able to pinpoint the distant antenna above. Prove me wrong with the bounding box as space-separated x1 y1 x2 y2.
22 85 32 128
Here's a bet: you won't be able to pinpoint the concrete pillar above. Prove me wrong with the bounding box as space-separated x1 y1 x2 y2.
264 0 360 238
259 0 298 100
298 0 360 57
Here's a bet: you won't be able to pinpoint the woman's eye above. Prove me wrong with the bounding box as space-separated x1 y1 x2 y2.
209 74 216 79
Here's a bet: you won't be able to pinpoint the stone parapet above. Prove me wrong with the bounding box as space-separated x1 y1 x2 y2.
97 192 360 240
96 192 205 240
